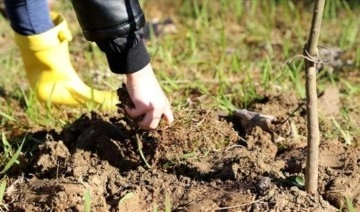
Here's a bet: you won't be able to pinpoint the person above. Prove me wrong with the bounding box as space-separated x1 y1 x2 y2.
3 0 174 130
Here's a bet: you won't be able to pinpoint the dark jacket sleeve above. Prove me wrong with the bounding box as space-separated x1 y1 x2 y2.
70 0 150 74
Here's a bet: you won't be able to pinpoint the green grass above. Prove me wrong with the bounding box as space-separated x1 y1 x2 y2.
0 133 27 175
84 187 91 212
165 192 171 212
0 0 360 208
339 196 356 212
0 179 6 210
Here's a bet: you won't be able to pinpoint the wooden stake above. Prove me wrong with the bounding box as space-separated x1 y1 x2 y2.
304 0 325 194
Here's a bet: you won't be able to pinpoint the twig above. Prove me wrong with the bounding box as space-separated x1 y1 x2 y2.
215 196 267 211
136 134 152 169
225 144 246 152
304 0 325 194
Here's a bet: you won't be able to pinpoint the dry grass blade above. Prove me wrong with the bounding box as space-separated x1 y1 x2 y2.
215 196 267 211
118 192 134 208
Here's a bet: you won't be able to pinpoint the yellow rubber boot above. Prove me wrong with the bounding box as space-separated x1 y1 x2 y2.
14 13 118 110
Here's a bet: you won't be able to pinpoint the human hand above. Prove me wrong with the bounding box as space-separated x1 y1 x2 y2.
124 63 174 129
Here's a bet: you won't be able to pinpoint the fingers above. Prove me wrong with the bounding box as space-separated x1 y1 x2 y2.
163 107 174 124
138 110 162 130
126 105 174 130
125 107 146 119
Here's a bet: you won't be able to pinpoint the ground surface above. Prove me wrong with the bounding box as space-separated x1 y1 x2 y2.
3 88 360 211
1 1 360 211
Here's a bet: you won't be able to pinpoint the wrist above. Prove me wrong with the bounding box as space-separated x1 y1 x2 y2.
125 63 155 85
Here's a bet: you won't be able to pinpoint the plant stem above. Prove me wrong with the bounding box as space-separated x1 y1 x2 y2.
304 0 325 194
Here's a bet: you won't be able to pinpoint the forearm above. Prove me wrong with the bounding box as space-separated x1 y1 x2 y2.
70 0 150 74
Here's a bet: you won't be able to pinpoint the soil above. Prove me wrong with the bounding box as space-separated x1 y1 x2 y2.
2 85 359 212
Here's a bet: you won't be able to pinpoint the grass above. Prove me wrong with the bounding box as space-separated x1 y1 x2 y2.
332 117 352 146
0 0 360 209
339 196 356 212
118 192 135 209
165 192 171 212
84 187 91 212
0 180 6 206
0 133 26 175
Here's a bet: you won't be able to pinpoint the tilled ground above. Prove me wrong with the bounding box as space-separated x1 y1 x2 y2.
3 91 360 212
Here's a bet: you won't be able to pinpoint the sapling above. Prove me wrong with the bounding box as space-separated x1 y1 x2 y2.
304 0 325 194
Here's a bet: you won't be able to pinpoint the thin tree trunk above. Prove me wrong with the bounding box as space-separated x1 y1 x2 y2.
304 0 325 194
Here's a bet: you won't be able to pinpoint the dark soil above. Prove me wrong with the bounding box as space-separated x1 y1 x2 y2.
3 88 360 212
